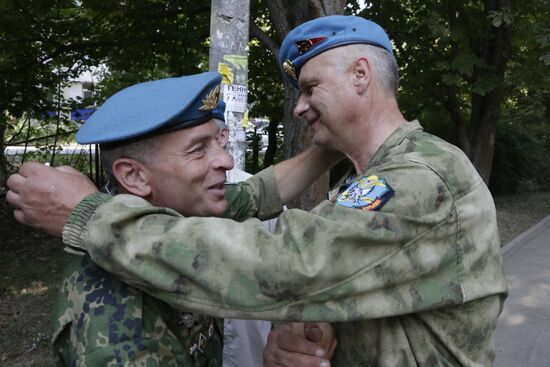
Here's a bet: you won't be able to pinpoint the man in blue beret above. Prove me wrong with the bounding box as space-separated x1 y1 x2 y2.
44 72 337 366
8 15 506 366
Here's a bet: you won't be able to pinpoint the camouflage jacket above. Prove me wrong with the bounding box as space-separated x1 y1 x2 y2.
52 255 223 366
63 121 508 366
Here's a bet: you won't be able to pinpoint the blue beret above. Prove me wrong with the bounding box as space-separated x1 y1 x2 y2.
279 16 393 88
212 100 226 122
76 71 225 146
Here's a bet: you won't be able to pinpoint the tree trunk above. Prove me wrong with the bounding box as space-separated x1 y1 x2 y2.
251 126 260 172
544 92 550 125
445 1 471 155
469 0 511 183
263 117 279 167
282 81 330 209
209 0 251 174
0 114 8 190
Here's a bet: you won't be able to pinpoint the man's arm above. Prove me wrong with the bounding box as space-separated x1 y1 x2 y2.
273 147 342 204
8 157 482 323
6 147 341 235
59 163 472 322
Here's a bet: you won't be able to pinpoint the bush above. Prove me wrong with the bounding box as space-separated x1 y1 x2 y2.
490 121 550 193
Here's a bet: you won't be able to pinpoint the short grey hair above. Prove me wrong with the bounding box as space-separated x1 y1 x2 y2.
214 118 227 131
334 44 399 96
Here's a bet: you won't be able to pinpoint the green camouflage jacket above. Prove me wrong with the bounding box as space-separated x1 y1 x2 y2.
63 121 508 366
52 255 223 366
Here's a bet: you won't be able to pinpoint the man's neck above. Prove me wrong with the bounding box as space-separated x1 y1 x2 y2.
345 98 406 174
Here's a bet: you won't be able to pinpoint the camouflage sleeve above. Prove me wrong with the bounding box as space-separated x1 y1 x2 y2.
62 162 489 322
222 166 284 222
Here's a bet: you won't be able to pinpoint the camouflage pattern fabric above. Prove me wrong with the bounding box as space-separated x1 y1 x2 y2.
63 121 508 366
52 255 223 366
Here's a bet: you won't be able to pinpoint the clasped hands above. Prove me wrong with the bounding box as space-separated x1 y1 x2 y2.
265 322 337 367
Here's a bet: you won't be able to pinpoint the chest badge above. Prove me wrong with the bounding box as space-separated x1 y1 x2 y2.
336 175 393 211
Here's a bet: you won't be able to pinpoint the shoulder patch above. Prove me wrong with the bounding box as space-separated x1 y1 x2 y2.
335 175 393 211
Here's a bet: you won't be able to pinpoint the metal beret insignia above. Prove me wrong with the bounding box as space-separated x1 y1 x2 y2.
336 175 393 211
296 36 327 54
199 85 220 111
282 59 297 80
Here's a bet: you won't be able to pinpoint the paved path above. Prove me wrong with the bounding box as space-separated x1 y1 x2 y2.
494 215 550 367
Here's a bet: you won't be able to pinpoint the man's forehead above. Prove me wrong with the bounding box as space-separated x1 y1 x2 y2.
297 69 317 89
297 51 334 85
164 119 218 144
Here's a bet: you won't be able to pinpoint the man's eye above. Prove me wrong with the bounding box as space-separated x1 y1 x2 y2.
303 84 315 95
191 145 205 154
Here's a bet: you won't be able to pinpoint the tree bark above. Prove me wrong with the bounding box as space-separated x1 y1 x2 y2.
0 114 8 190
255 0 345 209
469 0 511 183
443 1 471 155
209 0 251 175
263 115 279 168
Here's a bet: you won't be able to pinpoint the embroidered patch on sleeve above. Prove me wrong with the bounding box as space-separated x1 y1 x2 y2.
335 175 393 211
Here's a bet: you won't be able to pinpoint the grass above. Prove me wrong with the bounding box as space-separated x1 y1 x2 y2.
0 192 549 366
0 198 70 366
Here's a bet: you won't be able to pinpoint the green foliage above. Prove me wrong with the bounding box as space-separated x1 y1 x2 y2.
2 0 550 189
490 120 550 193
0 0 212 118
0 0 97 118
362 1 496 125
75 1 211 104
488 0 550 192
356 0 550 185
0 0 213 185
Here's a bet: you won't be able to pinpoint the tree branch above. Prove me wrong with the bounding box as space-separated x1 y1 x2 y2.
250 21 280 61
250 19 286 83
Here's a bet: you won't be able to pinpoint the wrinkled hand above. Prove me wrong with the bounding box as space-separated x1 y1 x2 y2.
264 322 337 367
6 162 98 237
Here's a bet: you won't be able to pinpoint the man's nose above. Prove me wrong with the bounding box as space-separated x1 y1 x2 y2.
213 146 234 171
293 94 309 119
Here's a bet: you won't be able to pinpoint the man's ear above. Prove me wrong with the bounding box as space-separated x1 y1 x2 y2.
353 57 372 94
217 127 229 148
112 158 152 197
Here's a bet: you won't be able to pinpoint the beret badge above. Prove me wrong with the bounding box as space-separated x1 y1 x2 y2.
296 37 327 54
282 59 297 80
199 85 220 111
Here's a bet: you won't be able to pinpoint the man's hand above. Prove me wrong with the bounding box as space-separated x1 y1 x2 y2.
6 162 98 237
264 322 337 367
304 322 337 359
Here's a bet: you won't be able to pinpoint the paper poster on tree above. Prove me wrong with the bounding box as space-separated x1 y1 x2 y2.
222 84 248 113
